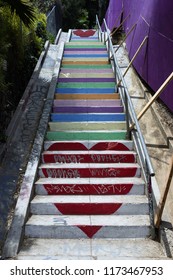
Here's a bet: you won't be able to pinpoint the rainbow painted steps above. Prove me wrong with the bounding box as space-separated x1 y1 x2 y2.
25 29 150 240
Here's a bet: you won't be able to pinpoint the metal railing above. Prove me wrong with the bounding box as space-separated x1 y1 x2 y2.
96 15 155 235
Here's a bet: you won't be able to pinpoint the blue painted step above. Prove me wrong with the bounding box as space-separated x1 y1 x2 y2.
55 88 117 93
50 113 126 122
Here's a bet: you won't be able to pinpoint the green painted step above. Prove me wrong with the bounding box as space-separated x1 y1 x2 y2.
57 82 115 88
48 122 126 131
46 131 127 141
59 73 115 78
65 45 106 49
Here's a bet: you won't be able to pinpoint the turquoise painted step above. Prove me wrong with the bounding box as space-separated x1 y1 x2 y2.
55 88 116 94
65 45 107 49
46 131 127 141
57 82 115 88
50 113 125 122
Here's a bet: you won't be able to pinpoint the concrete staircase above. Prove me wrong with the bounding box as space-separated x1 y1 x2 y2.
25 30 150 242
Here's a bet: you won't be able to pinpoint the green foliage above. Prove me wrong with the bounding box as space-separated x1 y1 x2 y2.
61 0 109 30
0 2 53 140
0 0 36 27
30 0 55 13
61 0 88 31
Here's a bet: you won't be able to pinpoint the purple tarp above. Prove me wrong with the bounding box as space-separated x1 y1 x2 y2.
105 0 173 112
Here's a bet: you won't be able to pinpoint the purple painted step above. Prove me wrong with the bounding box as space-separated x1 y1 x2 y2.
58 78 115 82
54 99 122 107
53 106 123 113
60 69 113 73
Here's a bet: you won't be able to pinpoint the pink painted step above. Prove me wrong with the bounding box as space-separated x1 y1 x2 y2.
42 151 136 164
39 163 141 178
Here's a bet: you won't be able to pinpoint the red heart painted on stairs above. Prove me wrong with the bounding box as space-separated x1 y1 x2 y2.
73 30 96 37
54 203 122 238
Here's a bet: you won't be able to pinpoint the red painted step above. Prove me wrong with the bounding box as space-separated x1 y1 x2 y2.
39 163 141 178
35 177 145 195
44 141 134 151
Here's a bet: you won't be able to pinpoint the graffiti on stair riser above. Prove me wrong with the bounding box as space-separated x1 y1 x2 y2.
43 154 132 164
43 184 133 195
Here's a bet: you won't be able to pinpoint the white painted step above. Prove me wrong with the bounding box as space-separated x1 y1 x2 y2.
25 215 151 239
16 238 166 260
30 195 149 215
35 177 145 195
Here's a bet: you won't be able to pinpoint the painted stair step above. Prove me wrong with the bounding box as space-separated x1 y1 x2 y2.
57 78 115 82
55 94 120 100
54 99 122 106
35 177 145 195
64 47 107 51
44 140 134 151
57 82 115 88
42 150 137 164
56 88 117 94
25 215 150 239
30 195 149 216
59 73 115 78
48 122 126 131
61 65 112 69
60 68 113 73
62 61 109 65
65 42 105 45
64 51 108 55
63 54 108 57
62 57 108 61
39 163 141 178
50 113 125 122
52 106 123 113
71 39 99 42
46 131 127 141
71 36 98 39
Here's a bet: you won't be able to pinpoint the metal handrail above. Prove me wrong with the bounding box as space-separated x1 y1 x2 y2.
96 15 155 177
96 15 155 236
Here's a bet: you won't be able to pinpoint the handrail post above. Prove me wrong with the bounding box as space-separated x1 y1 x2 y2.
117 36 148 86
124 88 130 139
110 9 124 33
147 169 156 239
154 155 173 228
130 72 173 130
114 23 137 54
110 14 130 37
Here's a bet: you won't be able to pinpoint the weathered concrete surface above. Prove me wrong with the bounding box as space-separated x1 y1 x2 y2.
0 44 61 253
16 238 167 260
115 45 173 256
